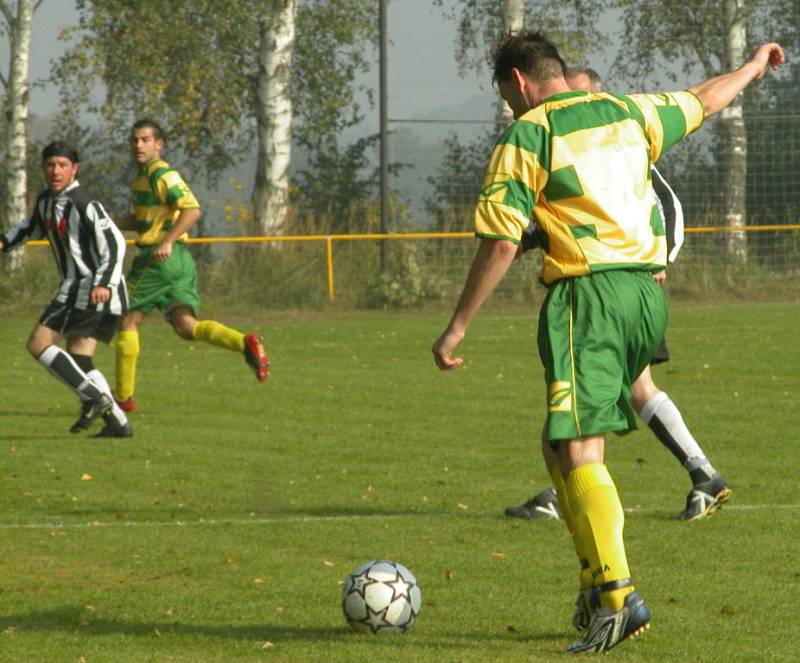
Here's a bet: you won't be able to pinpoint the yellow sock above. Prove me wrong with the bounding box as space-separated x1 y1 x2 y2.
193 320 245 353
565 463 634 611
115 330 140 401
548 463 594 589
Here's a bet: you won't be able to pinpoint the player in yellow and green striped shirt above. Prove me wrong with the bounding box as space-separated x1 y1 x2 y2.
432 31 784 654
113 119 269 412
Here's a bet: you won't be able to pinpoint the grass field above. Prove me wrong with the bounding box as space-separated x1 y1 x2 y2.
1 300 798 662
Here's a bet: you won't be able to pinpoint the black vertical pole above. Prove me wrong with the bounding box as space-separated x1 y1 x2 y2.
379 0 389 272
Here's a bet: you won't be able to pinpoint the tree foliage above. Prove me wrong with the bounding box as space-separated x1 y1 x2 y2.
433 0 606 76
54 0 257 179
52 0 378 225
612 0 798 85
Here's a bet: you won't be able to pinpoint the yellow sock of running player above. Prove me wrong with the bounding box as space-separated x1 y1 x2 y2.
548 463 594 589
565 463 634 611
193 320 245 352
115 330 140 401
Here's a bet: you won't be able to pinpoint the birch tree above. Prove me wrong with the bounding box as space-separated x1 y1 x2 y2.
0 0 36 269
253 1 295 236
613 0 794 264
495 0 524 130
720 0 748 261
54 0 377 235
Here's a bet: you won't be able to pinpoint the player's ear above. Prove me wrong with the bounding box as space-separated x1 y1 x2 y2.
511 67 527 94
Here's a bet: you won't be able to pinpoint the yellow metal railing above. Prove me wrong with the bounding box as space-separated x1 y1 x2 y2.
20 225 800 302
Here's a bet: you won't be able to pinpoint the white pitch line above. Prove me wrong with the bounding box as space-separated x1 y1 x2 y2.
0 503 797 531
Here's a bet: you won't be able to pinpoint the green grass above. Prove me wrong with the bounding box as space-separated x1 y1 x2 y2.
1 301 798 662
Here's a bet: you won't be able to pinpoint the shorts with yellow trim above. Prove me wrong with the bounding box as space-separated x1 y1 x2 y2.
537 269 666 441
126 242 201 318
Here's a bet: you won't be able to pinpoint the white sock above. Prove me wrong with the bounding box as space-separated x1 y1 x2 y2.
639 392 716 483
37 346 103 401
88 369 128 426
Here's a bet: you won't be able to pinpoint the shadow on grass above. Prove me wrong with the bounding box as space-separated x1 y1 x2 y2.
0 605 565 647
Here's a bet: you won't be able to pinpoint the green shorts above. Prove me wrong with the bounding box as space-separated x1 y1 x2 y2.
537 270 667 441
126 242 201 317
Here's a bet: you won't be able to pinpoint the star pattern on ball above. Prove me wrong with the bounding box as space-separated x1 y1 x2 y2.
389 572 412 602
364 605 388 633
349 571 370 597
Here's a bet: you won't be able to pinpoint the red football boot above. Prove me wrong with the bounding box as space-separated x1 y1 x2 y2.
243 333 270 382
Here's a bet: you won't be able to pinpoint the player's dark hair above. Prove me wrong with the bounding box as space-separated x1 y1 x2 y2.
41 141 80 163
491 30 567 84
131 118 167 143
566 66 604 92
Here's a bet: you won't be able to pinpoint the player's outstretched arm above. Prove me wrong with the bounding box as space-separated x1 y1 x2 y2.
689 43 784 117
432 238 517 370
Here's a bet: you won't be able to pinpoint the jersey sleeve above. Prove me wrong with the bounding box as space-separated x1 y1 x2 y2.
84 200 127 288
1 207 42 251
155 169 201 211
627 91 705 162
474 119 548 244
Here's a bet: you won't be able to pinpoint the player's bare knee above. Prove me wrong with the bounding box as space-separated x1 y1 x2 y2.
170 317 196 340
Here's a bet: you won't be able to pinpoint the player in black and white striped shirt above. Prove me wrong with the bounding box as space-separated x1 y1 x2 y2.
505 68 731 527
0 141 133 437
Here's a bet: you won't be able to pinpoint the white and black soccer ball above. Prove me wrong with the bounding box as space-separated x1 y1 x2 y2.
341 559 422 634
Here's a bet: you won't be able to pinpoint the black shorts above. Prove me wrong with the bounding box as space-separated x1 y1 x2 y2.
39 300 118 344
650 338 670 365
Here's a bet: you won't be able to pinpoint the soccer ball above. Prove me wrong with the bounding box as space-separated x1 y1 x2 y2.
341 559 422 634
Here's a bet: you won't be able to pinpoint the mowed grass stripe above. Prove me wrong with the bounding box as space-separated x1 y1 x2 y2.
0 501 798 530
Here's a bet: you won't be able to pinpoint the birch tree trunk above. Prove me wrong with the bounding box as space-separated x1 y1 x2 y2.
1 0 34 270
720 0 748 263
253 0 295 236
494 0 524 132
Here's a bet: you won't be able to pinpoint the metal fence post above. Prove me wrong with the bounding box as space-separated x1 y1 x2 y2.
326 236 335 302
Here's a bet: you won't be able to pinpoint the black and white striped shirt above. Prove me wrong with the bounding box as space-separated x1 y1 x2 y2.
1 180 128 314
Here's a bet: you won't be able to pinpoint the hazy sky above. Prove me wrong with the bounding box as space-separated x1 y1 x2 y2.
19 0 497 130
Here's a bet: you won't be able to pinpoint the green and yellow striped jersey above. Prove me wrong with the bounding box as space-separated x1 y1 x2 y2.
475 90 704 284
131 159 200 246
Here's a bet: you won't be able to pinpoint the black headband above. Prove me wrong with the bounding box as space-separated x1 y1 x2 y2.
42 144 80 163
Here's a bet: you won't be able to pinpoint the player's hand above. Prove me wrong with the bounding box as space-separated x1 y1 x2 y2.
749 43 785 80
90 286 111 304
153 240 173 262
432 326 465 370
653 270 666 285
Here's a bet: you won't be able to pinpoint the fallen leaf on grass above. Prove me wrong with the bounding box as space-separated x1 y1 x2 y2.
444 569 454 580
323 560 334 567
253 578 265 585
456 503 468 510
261 641 276 649
491 551 505 558
80 474 93 481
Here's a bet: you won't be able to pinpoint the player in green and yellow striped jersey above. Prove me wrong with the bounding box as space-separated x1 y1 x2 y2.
432 31 784 653
113 119 269 411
